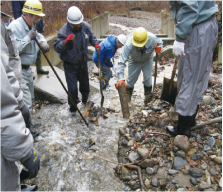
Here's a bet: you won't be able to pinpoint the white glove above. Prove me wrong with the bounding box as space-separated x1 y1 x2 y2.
40 41 50 52
28 28 37 40
173 40 185 57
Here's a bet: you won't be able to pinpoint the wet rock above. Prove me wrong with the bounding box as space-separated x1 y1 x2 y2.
202 95 215 105
119 128 126 135
201 162 208 170
128 152 140 163
189 168 203 178
215 139 222 148
146 167 154 175
198 182 212 190
134 132 144 142
168 169 178 175
151 177 158 187
121 175 132 181
121 166 129 175
176 150 186 158
144 178 151 188
172 180 178 184
191 153 202 161
137 148 149 158
159 178 167 189
174 135 190 152
130 129 136 137
204 145 211 151
153 165 159 174
190 177 198 185
127 140 134 147
139 158 159 168
213 156 222 164
188 148 197 156
206 137 215 148
208 167 217 176
121 140 128 146
173 157 188 170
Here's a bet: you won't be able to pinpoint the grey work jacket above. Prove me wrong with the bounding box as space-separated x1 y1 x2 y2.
8 16 46 65
1 34 33 191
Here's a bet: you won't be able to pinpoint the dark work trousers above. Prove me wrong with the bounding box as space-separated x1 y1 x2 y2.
63 62 90 107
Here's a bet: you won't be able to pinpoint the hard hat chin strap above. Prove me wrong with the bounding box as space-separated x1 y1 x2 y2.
27 13 35 28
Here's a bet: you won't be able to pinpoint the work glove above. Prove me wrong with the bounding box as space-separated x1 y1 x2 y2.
21 148 41 179
155 45 161 53
65 34 75 49
28 28 37 40
115 79 126 89
40 41 50 52
95 44 101 51
173 40 185 57
20 103 31 128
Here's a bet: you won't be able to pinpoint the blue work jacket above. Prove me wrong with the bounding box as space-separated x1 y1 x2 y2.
169 1 219 42
92 35 118 67
53 21 98 66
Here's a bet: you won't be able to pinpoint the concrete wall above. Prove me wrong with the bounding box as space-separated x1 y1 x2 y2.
41 12 109 66
88 11 109 39
160 12 175 38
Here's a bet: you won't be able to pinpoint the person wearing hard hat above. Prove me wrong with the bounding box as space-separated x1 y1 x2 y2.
92 34 127 90
166 1 219 138
116 27 163 105
1 16 41 191
8 0 50 113
11 0 49 75
54 6 101 113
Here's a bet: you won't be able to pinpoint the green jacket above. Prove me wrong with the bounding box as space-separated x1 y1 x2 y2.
170 1 219 42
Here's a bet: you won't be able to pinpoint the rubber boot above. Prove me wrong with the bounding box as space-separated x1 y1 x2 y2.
36 51 49 74
126 88 133 103
167 115 193 138
144 86 152 105
191 105 199 127
69 105 76 113
29 128 39 139
82 94 89 106
21 184 38 191
102 77 109 90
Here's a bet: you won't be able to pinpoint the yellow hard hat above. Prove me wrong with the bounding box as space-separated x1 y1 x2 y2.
22 0 45 17
132 27 148 47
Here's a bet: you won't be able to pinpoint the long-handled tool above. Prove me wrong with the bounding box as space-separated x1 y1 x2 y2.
153 43 159 91
34 37 89 127
96 48 104 109
161 58 178 105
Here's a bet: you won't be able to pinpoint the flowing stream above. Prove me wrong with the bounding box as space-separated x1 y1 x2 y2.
30 23 176 191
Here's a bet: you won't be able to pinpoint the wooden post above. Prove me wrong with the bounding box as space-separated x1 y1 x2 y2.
117 84 130 118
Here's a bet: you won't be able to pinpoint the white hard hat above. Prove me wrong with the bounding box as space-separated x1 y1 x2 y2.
67 6 83 25
117 34 127 45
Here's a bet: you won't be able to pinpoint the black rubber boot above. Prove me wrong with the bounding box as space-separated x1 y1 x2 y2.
82 94 89 106
69 105 77 113
126 88 133 103
191 105 199 127
144 86 152 105
21 184 38 191
29 128 39 139
167 115 193 138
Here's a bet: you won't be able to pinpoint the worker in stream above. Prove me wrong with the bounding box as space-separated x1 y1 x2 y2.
116 27 163 105
92 34 127 90
166 1 219 138
53 6 101 113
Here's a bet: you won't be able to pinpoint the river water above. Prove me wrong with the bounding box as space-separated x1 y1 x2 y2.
30 23 176 191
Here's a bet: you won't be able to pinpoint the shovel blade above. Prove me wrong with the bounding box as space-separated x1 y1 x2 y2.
161 77 178 105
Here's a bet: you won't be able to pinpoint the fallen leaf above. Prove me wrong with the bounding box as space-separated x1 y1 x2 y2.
61 132 65 135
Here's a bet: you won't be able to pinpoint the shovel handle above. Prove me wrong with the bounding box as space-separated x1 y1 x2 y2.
170 58 178 82
153 43 159 91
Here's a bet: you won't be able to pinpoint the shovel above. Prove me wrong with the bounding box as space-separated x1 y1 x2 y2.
153 43 159 91
161 58 178 105
96 48 104 109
